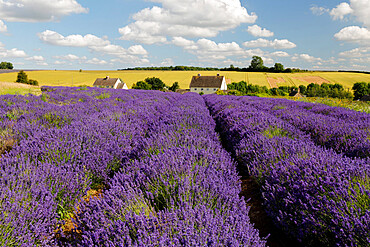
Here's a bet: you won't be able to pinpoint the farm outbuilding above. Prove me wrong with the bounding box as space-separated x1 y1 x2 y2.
93 76 128 89
189 74 228 94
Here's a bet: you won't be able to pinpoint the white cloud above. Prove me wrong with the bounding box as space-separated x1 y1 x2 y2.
54 54 80 60
270 51 290 57
54 60 66 65
172 37 246 60
119 0 257 44
349 0 370 27
38 30 149 60
247 25 274 37
0 43 27 58
291 54 322 63
330 2 353 20
160 58 174 66
243 38 296 49
0 20 7 32
0 0 88 22
334 26 370 44
310 6 329 16
338 47 370 57
25 55 45 61
86 58 107 65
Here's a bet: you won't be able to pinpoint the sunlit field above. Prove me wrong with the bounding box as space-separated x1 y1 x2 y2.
0 70 369 90
0 81 41 95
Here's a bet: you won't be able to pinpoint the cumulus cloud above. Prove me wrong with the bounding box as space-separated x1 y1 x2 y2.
119 0 257 44
330 2 353 20
338 47 370 57
38 30 149 60
172 37 246 60
270 51 290 57
243 38 296 49
25 55 45 61
247 25 274 37
0 42 27 58
86 58 107 65
54 54 80 61
334 26 370 44
291 54 322 63
0 0 88 22
160 58 174 66
0 20 7 32
310 6 329 16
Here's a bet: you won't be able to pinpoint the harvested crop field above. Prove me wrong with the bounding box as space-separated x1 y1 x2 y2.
267 77 285 88
292 76 331 85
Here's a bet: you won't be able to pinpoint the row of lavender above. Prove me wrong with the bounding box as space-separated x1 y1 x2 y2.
239 97 370 158
0 87 265 246
204 95 370 246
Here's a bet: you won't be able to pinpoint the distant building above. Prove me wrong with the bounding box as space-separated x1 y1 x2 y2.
189 74 227 94
93 76 128 89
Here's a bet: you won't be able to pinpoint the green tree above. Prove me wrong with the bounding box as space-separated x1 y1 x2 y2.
16 70 28 84
249 56 264 70
169 82 180 92
144 77 166 90
0 62 13 69
352 82 370 100
274 63 284 72
132 80 152 90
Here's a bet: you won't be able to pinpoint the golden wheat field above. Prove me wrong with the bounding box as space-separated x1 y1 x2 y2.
0 70 370 92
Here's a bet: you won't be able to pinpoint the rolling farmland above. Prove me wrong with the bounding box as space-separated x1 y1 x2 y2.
0 70 370 90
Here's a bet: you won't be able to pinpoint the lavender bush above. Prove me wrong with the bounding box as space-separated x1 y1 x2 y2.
0 87 265 246
205 94 370 246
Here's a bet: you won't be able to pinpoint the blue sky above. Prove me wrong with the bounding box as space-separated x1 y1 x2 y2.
0 0 369 70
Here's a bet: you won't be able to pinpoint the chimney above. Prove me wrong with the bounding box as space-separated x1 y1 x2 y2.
105 76 110 80
198 73 201 76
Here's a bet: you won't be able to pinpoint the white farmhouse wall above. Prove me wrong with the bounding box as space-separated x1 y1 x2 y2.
190 87 218 94
220 78 227 90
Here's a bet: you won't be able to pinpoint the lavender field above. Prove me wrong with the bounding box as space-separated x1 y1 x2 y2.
0 87 369 246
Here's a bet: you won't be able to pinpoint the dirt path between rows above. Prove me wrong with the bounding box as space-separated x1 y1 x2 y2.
238 166 301 247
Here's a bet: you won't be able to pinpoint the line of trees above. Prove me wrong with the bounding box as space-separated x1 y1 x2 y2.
0 61 13 69
227 81 354 99
221 56 308 73
120 66 219 71
131 77 179 92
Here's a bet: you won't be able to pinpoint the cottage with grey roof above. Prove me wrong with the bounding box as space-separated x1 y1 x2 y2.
93 76 128 89
189 74 227 94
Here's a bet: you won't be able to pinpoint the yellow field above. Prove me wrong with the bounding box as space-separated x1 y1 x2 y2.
0 81 41 95
0 70 369 92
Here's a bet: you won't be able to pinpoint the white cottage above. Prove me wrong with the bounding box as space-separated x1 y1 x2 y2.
93 76 128 89
189 74 227 94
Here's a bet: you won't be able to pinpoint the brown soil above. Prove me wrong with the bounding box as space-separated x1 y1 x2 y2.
57 189 103 240
238 166 301 247
267 77 285 88
0 137 16 158
0 81 38 89
292 76 330 85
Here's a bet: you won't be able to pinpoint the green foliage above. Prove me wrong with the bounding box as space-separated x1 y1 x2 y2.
132 77 166 91
132 80 152 90
169 81 180 92
15 70 39 86
352 82 370 100
0 61 13 69
199 92 204 95
306 83 353 99
274 63 284 72
249 56 264 70
16 70 28 84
